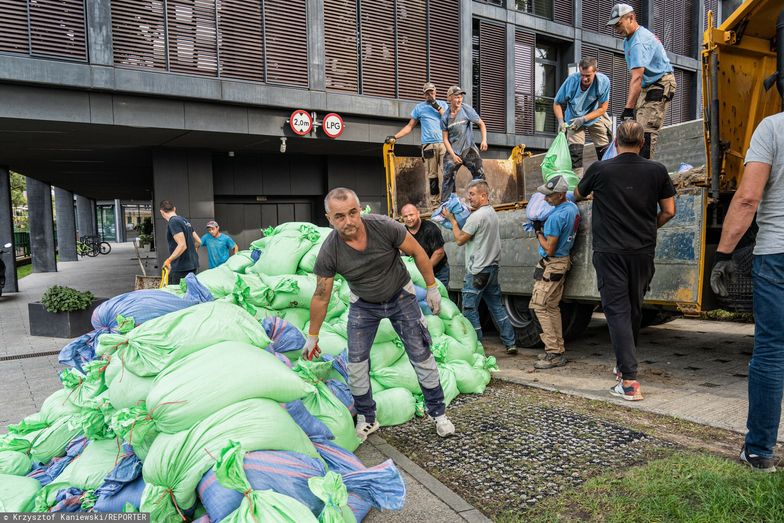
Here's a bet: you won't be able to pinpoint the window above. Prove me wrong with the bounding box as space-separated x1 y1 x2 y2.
516 0 553 20
535 42 559 133
0 0 87 61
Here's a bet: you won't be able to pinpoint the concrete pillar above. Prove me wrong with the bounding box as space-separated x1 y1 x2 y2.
459 0 473 104
506 24 515 135
90 199 98 237
307 0 325 91
0 167 18 293
26 177 57 273
114 199 125 243
86 0 113 66
54 187 77 261
75 195 93 239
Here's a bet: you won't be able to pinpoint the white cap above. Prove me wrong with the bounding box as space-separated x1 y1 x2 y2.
607 3 634 25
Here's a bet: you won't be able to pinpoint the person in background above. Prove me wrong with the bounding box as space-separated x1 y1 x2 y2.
401 203 450 288
200 220 238 269
159 200 201 285
441 86 488 200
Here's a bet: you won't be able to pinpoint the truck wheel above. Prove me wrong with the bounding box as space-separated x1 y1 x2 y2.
504 295 595 348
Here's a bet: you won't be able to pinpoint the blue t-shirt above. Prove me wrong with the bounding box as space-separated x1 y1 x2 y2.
624 26 673 87
538 201 580 258
441 105 482 156
411 100 449 144
200 233 236 268
554 72 611 126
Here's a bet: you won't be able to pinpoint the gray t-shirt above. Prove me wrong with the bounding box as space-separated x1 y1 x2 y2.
313 214 411 302
463 204 501 274
441 104 481 156
745 112 784 255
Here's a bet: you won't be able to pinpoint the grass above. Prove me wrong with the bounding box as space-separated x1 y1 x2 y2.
498 452 784 523
16 263 32 280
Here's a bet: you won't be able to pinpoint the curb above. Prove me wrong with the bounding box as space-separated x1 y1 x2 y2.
366 434 492 523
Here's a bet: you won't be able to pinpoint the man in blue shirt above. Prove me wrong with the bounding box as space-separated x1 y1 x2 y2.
553 57 613 177
200 220 238 268
387 83 448 207
608 3 676 159
441 85 488 201
530 175 581 369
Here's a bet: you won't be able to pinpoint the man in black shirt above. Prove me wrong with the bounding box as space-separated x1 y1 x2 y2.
159 200 202 285
574 120 675 401
401 204 450 288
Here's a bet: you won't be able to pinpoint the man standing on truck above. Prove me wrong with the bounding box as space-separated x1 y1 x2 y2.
441 180 518 355
401 203 450 288
574 121 675 401
553 57 613 176
306 188 455 439
159 200 202 285
710 111 784 472
530 175 581 370
441 86 489 201
386 83 448 207
608 3 676 159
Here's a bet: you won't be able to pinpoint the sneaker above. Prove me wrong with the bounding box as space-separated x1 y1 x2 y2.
609 380 644 401
434 415 456 437
506 345 518 355
740 445 777 473
534 353 567 369
355 415 380 442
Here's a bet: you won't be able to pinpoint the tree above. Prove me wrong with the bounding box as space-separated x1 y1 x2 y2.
10 172 27 231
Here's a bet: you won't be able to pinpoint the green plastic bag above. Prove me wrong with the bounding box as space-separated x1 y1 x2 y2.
0 473 40 511
449 361 491 394
70 402 116 440
371 356 420 394
0 451 31 475
275 307 311 331
30 415 81 465
194 264 238 298
437 298 461 320
141 398 317 519
540 131 572 180
309 472 354 523
225 250 256 273
444 316 478 357
431 334 474 364
370 339 405 371
214 440 318 523
60 361 107 410
259 274 346 319
375 388 416 427
10 389 81 433
96 301 271 377
373 318 400 344
308 322 348 357
105 356 154 410
110 403 159 461
438 365 460 406
298 236 327 273
146 341 315 433
425 315 445 338
370 378 386 394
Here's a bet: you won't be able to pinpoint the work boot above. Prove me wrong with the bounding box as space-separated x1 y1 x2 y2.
609 380 643 401
434 414 456 437
740 445 777 473
534 353 567 369
355 414 380 442
506 345 518 355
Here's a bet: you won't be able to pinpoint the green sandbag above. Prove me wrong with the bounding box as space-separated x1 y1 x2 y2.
401 256 426 288
370 377 386 394
60 361 108 410
373 318 399 344
375 388 416 427
309 322 348 357
438 365 460 406
96 301 270 377
54 438 120 490
0 451 31 475
437 298 461 320
475 340 486 356
449 361 490 394
30 415 81 465
71 402 116 440
260 274 346 319
146 341 314 433
110 404 159 461
309 472 354 523
445 315 478 355
105 357 154 410
194 264 237 298
276 308 311 331
11 389 81 432
141 398 317 519
426 315 445 338
431 334 475 364
540 130 572 180
0 473 40 511
249 226 320 276
370 339 405 371
371 356 420 394
295 361 362 452
214 440 319 523
225 250 255 273
298 236 327 273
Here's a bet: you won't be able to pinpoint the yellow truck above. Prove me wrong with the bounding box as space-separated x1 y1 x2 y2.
383 0 783 346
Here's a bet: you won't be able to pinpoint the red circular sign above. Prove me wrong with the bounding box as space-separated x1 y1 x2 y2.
289 110 313 136
322 113 345 139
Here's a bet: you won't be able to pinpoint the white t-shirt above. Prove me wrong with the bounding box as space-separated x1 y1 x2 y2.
745 112 784 255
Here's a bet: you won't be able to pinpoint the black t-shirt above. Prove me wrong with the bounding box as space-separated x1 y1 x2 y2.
411 219 448 272
577 152 676 255
166 215 199 272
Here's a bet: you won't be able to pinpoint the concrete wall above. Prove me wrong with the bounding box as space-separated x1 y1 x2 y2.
327 156 387 213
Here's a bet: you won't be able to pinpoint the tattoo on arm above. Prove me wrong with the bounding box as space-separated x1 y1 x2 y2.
314 277 328 298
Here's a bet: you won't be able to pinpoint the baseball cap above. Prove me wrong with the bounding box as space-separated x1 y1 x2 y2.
422 82 436 93
447 85 466 96
607 3 634 25
537 175 569 195
206 220 219 229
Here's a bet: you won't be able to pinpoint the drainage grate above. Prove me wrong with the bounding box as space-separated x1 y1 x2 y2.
0 350 61 362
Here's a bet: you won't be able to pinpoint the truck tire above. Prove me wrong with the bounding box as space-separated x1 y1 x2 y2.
504 295 595 348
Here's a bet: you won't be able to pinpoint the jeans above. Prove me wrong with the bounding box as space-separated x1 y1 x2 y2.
441 147 485 201
347 284 445 424
592 252 655 381
461 265 516 348
745 254 784 458
434 263 450 289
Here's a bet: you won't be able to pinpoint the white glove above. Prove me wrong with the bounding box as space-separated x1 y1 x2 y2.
426 284 442 315
303 334 320 360
569 116 586 130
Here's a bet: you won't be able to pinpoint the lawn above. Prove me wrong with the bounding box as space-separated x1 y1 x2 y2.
16 263 32 280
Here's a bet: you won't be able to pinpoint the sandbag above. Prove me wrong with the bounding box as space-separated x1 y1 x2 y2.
249 225 320 277
263 316 305 354
375 388 416 427
28 437 88 487
602 139 618 161
8 389 80 435
373 318 400 344
526 192 556 222
52 438 121 490
298 236 327 273
312 323 349 357
449 356 496 394
110 405 159 462
371 356 420 394
0 473 40 511
105 357 154 410
401 257 425 288
275 308 311 332
541 131 572 180
438 365 459 406
30 415 81 465
96 301 270 377
0 451 31 476
284 400 334 443
225 250 255 273
146 341 314 433
95 477 145 513
195 265 238 298
437 298 461 320
308 472 355 523
93 446 144 513
431 334 475 364
141 398 317 520
325 379 355 416
59 362 107 410
425 314 445 338
370 339 405 371
432 193 471 230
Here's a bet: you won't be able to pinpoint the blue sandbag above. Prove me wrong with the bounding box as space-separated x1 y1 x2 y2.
94 477 145 513
50 487 85 513
322 350 349 382
93 445 143 512
432 194 471 230
28 436 88 486
285 400 334 443
198 450 327 522
250 248 262 262
262 317 305 354
601 140 617 160
181 273 215 303
326 379 355 416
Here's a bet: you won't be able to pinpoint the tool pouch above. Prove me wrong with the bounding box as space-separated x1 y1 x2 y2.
421 144 436 159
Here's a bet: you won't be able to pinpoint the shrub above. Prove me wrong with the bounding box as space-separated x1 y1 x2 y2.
40 286 95 313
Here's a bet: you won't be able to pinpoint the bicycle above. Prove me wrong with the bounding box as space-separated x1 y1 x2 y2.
76 238 98 257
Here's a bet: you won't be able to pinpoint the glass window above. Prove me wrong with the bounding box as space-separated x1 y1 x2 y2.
534 43 558 134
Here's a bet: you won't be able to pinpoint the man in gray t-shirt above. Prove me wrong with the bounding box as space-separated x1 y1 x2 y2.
441 180 517 354
440 85 489 200
711 111 784 472
308 187 456 439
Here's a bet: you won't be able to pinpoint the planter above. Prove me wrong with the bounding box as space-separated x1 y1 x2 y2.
28 298 107 338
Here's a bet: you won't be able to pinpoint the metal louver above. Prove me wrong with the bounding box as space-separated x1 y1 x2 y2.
217 0 264 82
360 0 396 97
2 0 87 60
166 0 218 77
583 0 643 38
112 0 168 70
263 0 309 87
0 0 31 55
514 30 535 135
478 20 506 133
652 0 695 57
396 0 427 100
553 0 573 26
324 0 359 93
428 0 460 93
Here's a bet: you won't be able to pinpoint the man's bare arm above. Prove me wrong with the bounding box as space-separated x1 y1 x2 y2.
625 68 644 109
399 233 437 287
656 197 676 228
716 162 771 252
308 276 334 335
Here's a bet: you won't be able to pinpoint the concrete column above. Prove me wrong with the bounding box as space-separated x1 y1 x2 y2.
90 199 98 237
307 0 326 91
460 0 473 104
76 195 93 239
86 0 113 66
506 24 516 135
114 199 125 243
0 167 18 293
26 177 57 273
53 187 77 261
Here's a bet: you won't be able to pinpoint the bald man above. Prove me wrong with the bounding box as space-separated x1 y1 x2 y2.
401 204 450 288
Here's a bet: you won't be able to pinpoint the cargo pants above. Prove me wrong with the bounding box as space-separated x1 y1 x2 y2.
422 142 446 206
347 281 445 424
442 146 485 201
635 73 677 159
567 113 613 177
529 256 572 354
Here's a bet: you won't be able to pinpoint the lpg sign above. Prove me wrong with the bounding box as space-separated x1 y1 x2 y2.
322 113 345 139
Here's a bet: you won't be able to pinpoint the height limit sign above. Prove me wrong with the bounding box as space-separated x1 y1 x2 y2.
322 113 345 139
289 110 313 135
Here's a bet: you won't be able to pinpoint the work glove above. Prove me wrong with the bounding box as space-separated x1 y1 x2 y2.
426 283 442 315
303 334 321 360
384 135 396 144
557 119 567 133
428 99 442 111
532 220 544 233
710 251 736 298
620 108 636 121
569 117 586 130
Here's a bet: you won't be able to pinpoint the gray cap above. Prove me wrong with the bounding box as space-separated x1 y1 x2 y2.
607 3 634 25
206 220 219 229
422 82 436 93
537 175 569 195
447 85 466 96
